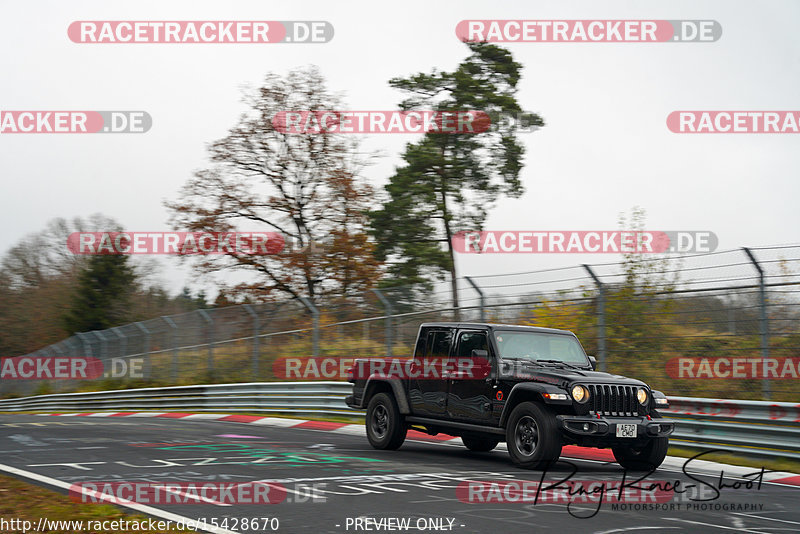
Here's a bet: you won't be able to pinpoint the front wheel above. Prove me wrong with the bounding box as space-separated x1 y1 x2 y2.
366 392 407 450
612 437 669 471
505 402 562 469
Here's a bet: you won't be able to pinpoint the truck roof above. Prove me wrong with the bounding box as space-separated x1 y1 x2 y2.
418 322 575 336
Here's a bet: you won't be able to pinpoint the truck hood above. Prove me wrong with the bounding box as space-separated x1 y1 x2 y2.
498 363 647 388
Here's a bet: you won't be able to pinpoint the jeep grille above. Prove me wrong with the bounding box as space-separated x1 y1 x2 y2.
588 384 641 416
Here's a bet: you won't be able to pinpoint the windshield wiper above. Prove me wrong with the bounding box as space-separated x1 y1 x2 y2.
534 359 587 371
504 358 588 371
506 359 566 369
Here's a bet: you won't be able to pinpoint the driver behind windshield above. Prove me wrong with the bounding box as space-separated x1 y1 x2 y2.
495 333 548 360
495 331 588 366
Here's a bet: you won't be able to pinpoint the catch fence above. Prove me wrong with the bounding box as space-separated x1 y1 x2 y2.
2 245 798 401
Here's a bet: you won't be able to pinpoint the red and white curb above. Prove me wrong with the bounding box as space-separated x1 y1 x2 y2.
35 412 800 487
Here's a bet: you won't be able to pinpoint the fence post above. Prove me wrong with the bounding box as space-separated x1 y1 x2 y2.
161 316 179 382
243 304 259 378
372 289 393 358
465 276 486 322
68 337 81 358
298 297 320 358
133 322 150 386
76 332 93 358
91 331 107 361
197 310 214 373
728 299 736 334
111 327 127 358
583 264 607 372
133 321 151 362
743 247 770 400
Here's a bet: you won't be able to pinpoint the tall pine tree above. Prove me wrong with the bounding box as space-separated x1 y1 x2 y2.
370 42 542 308
63 254 137 334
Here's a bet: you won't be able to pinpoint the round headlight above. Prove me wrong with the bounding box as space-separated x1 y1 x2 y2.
571 385 589 403
637 387 649 405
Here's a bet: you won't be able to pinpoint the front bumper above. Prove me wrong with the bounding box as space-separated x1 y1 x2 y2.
345 395 358 408
556 415 675 439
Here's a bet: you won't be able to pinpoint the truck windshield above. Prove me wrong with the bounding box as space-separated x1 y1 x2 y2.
493 330 589 366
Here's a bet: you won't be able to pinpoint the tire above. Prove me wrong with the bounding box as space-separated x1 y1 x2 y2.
366 392 407 450
505 402 562 469
612 437 669 471
462 435 499 452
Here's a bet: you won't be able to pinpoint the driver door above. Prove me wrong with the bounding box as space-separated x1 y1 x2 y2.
446 330 495 423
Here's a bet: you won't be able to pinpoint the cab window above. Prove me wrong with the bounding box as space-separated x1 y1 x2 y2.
426 330 453 358
455 331 489 358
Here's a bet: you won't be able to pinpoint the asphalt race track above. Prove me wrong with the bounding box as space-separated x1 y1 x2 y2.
1 414 799 534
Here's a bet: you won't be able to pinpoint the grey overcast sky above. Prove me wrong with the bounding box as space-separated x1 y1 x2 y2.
1 0 799 295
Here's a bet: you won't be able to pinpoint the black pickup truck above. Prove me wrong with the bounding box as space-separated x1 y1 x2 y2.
346 322 674 470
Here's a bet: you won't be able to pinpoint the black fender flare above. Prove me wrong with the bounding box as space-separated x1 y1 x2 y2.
651 389 669 409
498 382 569 426
363 376 410 414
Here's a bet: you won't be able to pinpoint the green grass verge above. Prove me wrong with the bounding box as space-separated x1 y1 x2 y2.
666 445 800 474
0 474 194 533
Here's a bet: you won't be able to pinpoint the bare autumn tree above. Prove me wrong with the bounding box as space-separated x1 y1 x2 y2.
166 66 381 302
1 215 115 289
317 170 382 297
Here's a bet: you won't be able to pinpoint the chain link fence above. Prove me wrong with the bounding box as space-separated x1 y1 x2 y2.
2 245 798 401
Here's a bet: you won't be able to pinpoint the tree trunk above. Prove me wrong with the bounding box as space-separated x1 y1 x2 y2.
439 182 460 320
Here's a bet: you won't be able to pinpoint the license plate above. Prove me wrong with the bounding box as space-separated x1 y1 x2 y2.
616 424 637 438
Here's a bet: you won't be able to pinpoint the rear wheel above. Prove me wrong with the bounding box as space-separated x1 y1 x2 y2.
366 392 407 450
612 437 668 471
505 402 562 469
462 435 499 452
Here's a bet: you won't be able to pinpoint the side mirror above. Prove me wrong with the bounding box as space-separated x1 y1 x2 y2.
588 356 597 370
471 349 489 358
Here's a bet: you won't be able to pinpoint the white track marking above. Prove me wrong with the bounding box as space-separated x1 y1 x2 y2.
594 527 680 534
733 513 800 525
249 417 307 426
664 517 772 533
20 413 800 485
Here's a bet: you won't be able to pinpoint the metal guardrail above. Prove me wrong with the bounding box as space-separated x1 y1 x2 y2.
0 384 798 460
662 396 800 459
0 382 362 420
